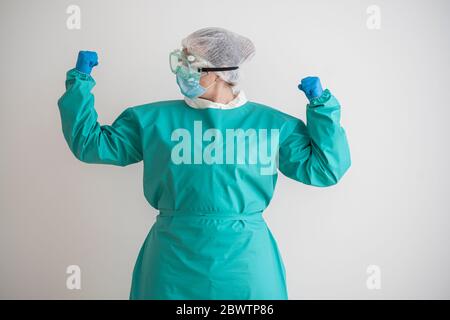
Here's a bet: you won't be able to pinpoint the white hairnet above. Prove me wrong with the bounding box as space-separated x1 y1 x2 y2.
181 27 255 88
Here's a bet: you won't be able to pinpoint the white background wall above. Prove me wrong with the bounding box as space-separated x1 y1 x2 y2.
1 0 449 299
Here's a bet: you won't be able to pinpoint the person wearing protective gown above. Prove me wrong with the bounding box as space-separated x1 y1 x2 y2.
57 27 351 300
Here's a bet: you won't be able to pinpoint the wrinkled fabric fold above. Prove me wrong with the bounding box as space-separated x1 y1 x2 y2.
130 209 287 300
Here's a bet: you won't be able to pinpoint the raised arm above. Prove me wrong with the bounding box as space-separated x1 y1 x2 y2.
278 77 351 187
57 51 143 166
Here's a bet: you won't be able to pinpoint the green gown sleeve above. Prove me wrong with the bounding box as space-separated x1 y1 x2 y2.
278 89 351 187
57 68 143 166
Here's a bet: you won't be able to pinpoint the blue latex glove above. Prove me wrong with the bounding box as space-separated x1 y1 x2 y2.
298 76 323 101
75 51 98 74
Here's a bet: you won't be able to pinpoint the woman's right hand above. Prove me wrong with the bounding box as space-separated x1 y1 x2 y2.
75 50 98 75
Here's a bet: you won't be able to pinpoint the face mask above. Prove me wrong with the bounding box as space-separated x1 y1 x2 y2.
176 72 216 99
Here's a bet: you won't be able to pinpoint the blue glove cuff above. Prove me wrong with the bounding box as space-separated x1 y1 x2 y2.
67 68 96 84
75 62 93 75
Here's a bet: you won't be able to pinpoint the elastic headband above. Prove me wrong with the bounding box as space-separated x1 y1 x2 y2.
197 66 239 72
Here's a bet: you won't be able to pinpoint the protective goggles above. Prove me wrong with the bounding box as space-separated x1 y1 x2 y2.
169 49 239 76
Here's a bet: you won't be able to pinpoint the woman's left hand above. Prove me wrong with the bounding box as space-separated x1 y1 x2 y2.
298 76 323 101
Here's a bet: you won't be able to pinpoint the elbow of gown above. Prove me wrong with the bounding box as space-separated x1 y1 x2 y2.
278 89 351 187
57 68 143 166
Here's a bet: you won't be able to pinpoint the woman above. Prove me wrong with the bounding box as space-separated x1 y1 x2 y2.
57 27 351 299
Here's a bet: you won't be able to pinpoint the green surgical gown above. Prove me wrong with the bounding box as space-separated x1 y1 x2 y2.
57 68 351 299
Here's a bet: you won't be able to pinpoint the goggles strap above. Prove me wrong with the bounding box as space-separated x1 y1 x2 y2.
197 66 239 72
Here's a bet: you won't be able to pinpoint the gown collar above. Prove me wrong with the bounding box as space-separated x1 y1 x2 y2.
184 90 247 110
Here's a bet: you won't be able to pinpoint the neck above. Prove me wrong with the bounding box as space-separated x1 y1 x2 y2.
200 81 236 104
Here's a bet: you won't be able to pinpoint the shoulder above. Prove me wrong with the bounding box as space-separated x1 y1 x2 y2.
123 100 185 127
247 101 299 123
247 101 305 142
129 99 184 116
130 99 185 112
